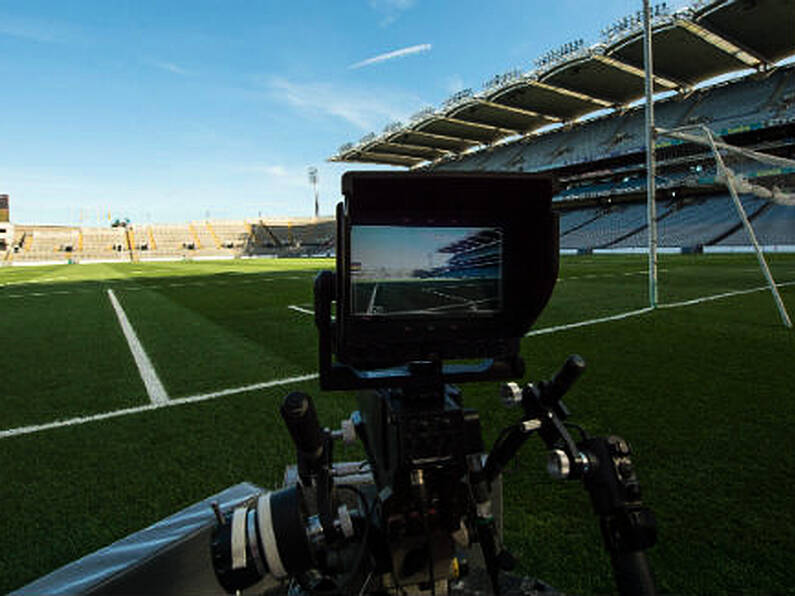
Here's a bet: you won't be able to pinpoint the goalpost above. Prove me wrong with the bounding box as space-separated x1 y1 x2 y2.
642 0 792 328
653 124 794 329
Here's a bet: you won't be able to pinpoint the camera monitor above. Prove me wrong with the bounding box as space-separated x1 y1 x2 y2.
316 171 558 388
349 225 503 317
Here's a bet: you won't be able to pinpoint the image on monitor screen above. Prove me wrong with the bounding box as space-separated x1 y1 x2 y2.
350 225 502 316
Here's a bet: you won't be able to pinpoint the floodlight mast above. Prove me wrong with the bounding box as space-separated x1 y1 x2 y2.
643 0 659 308
308 167 319 219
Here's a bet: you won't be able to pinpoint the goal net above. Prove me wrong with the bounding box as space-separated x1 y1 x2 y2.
655 124 794 327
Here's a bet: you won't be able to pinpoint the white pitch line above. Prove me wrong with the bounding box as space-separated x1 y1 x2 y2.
526 307 655 337
659 280 795 310
526 280 795 337
288 304 315 315
107 289 169 405
4 282 790 441
0 373 319 440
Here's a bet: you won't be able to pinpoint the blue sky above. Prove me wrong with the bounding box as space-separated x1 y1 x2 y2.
1 0 681 225
352 225 489 276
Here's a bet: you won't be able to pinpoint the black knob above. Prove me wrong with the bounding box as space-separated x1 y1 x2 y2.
281 392 324 457
544 355 586 407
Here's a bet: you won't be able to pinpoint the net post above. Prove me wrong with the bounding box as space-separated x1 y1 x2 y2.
643 0 659 309
700 126 792 328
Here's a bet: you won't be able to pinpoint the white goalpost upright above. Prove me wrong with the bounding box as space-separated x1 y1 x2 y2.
641 0 792 328
643 0 658 309
655 124 794 328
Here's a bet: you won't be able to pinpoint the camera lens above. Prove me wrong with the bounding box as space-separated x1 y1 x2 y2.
211 486 313 594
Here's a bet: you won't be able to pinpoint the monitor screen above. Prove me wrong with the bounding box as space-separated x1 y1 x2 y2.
350 225 503 317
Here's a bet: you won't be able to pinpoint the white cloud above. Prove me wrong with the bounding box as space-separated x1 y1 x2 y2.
152 61 192 76
266 76 422 131
0 14 75 43
444 74 465 95
349 43 431 70
236 164 296 181
369 0 417 27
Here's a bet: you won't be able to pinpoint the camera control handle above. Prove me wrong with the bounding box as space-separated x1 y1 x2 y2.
280 392 329 493
579 436 658 596
485 355 586 486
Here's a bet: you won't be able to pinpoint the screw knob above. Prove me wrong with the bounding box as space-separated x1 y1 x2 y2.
340 418 356 444
547 449 571 479
500 382 523 407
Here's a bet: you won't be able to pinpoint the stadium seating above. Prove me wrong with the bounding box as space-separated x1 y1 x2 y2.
716 200 795 247
439 66 795 178
558 203 648 250
7 67 794 265
78 227 130 261
557 193 786 251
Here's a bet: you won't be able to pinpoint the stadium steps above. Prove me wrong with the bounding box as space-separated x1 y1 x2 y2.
706 200 772 246
717 202 795 246
560 209 606 238
209 221 249 251
205 221 221 249
259 221 283 247
597 203 680 250
125 228 137 262
147 226 158 250
188 223 202 249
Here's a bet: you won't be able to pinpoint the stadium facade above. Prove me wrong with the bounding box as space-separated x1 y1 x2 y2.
4 0 794 265
331 0 795 253
1 216 336 266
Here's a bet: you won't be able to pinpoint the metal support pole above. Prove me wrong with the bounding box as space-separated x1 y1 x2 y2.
701 127 792 328
308 167 320 219
643 0 658 308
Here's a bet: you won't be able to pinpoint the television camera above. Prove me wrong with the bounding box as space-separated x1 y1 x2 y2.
210 172 658 595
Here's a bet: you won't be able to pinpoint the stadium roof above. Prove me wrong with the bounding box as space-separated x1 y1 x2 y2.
330 0 795 168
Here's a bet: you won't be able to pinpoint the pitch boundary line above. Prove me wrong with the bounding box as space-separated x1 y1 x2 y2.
107 289 169 405
525 307 655 337
288 305 315 315
526 280 795 336
288 280 794 337
3 282 791 441
0 373 319 440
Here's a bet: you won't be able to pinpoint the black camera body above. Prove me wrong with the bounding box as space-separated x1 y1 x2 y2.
210 172 657 596
319 171 559 389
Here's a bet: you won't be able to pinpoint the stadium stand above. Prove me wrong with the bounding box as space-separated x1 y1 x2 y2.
715 200 795 247
207 220 251 250
77 227 129 262
148 224 195 256
329 0 795 252
248 218 335 256
5 3 793 265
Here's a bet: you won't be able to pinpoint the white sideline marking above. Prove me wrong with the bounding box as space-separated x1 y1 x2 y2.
3 282 791 441
525 280 795 337
525 307 655 337
107 289 170 405
367 283 380 314
659 280 795 310
285 280 794 336
288 304 315 315
0 373 319 440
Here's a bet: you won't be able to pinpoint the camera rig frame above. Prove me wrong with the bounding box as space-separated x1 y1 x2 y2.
209 172 657 596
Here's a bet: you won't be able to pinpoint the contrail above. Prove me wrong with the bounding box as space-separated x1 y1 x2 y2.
349 43 431 69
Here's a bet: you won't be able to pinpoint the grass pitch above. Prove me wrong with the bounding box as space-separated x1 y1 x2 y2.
1 255 793 594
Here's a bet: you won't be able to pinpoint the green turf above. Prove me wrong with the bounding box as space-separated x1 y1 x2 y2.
0 291 148 428
0 255 793 594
